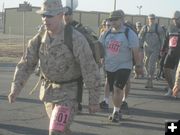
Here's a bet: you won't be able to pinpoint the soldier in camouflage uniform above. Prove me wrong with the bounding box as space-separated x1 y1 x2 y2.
8 0 100 135
139 14 164 88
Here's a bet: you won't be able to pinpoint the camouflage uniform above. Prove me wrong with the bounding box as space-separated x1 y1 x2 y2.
10 26 100 134
139 22 164 87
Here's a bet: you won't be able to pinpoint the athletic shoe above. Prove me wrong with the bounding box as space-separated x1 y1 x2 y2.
78 103 82 111
145 79 153 88
121 101 128 110
99 100 109 109
164 88 172 97
108 111 122 122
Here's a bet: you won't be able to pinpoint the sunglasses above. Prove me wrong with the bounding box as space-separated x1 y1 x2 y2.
149 18 155 20
41 14 54 18
109 17 120 21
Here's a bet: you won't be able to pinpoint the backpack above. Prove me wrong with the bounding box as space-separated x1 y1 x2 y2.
64 24 104 65
144 23 160 41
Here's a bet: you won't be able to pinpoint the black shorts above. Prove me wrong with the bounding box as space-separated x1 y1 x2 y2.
164 49 180 69
106 69 131 91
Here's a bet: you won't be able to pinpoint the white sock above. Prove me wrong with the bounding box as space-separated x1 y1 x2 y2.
113 107 120 114
122 97 126 102
104 97 109 104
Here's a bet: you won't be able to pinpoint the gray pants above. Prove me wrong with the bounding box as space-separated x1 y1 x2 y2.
144 47 159 78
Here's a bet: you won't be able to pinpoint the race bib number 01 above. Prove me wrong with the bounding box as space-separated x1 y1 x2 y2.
49 105 70 132
169 36 179 48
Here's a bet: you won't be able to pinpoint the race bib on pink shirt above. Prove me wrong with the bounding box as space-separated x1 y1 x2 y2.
49 105 70 132
107 40 121 55
169 36 179 47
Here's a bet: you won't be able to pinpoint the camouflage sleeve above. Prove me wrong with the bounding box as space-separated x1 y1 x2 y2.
11 34 40 94
175 61 180 86
72 30 100 105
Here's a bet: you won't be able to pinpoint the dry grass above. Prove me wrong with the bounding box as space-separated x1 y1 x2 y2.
0 33 27 63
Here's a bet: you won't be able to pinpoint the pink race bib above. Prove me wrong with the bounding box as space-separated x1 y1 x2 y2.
49 105 70 132
169 36 178 47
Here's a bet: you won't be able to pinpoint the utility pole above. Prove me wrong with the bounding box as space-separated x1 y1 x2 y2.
2 2 4 32
137 5 142 15
71 0 73 9
114 0 116 10
17 1 32 57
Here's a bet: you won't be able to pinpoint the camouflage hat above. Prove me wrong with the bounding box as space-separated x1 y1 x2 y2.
148 14 156 19
36 0 66 16
108 10 125 20
172 11 180 19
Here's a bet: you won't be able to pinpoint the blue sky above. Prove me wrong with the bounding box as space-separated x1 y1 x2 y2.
0 0 179 18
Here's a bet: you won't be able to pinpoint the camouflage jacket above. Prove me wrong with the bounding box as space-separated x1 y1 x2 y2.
11 26 100 105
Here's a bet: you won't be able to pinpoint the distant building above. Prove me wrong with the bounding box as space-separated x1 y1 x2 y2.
3 7 171 36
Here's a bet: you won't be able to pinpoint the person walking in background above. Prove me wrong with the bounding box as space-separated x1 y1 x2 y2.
99 19 134 112
134 21 145 79
162 11 180 97
63 6 84 112
100 19 111 34
99 19 112 110
99 10 142 122
8 0 100 135
139 14 164 88
63 6 81 27
136 22 142 34
63 6 104 112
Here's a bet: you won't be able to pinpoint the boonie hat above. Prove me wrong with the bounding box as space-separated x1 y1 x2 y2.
172 11 180 19
36 0 66 16
108 10 125 20
64 6 73 15
148 14 156 19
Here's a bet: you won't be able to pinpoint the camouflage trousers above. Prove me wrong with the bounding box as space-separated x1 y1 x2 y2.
44 99 77 135
144 48 159 78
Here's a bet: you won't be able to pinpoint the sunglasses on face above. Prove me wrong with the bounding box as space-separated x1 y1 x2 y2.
109 17 120 21
149 18 155 20
41 14 54 18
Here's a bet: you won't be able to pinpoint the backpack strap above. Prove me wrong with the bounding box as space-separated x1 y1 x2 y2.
145 25 148 33
104 28 129 41
104 29 112 40
64 24 73 52
155 23 161 41
124 27 129 40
